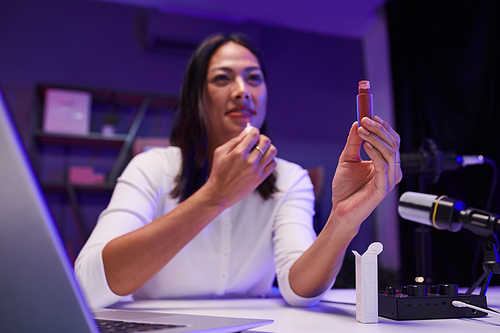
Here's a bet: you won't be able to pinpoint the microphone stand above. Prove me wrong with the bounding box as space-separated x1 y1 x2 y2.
414 175 434 284
465 235 500 295
414 139 443 284
461 208 500 296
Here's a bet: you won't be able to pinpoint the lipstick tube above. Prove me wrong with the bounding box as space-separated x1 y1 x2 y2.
357 80 373 127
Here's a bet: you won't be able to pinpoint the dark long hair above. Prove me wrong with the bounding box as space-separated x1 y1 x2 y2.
170 33 277 202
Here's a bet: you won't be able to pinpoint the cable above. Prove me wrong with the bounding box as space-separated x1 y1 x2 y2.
452 300 500 317
483 157 498 212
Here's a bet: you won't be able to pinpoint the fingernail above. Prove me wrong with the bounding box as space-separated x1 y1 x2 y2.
366 118 375 126
359 127 370 135
364 141 374 149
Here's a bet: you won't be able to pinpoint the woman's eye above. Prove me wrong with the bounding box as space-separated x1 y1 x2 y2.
247 74 263 85
213 75 229 82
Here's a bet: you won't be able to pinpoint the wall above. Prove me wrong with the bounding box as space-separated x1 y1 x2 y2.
0 0 389 278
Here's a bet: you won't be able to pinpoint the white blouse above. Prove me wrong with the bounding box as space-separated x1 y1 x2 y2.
75 147 334 308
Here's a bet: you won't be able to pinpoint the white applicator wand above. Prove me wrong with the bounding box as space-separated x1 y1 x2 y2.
245 118 253 133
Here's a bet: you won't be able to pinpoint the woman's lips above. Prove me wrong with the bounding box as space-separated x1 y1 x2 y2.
226 108 256 118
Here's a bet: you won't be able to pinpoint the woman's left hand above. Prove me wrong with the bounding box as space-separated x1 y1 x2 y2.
288 116 402 299
331 116 402 234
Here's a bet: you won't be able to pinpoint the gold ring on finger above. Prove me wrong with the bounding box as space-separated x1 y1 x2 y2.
255 146 265 155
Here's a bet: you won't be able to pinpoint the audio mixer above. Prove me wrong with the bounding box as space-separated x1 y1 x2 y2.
378 284 488 320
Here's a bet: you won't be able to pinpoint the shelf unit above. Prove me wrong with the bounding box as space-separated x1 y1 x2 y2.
31 83 178 260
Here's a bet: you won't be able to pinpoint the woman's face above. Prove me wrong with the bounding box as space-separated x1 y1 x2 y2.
204 41 267 148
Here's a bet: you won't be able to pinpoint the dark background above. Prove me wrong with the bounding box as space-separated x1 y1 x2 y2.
387 0 500 287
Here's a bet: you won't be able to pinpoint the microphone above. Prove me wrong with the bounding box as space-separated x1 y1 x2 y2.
400 138 484 184
398 191 500 238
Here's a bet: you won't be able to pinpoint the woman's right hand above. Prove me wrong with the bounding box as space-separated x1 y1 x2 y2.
205 127 277 209
101 127 276 297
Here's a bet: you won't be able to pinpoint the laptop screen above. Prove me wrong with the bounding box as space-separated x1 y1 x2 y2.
0 88 97 332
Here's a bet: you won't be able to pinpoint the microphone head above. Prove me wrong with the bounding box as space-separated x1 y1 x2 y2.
398 192 436 227
398 191 464 232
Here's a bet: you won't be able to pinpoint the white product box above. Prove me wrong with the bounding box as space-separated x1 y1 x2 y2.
353 242 383 324
43 88 91 135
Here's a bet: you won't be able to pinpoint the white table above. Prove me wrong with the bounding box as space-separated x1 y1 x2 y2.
111 287 500 332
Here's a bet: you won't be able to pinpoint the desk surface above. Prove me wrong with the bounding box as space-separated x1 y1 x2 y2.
111 287 500 332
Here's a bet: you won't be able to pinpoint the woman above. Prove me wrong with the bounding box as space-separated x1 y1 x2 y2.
75 33 402 308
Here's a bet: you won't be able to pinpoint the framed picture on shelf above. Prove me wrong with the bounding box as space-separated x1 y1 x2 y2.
43 88 91 135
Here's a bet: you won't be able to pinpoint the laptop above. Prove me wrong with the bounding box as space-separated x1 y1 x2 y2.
0 87 273 333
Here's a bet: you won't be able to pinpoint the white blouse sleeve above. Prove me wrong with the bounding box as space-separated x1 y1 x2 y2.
272 161 335 307
74 148 176 308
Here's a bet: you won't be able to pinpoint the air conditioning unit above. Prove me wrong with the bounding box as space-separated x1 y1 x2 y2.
134 9 261 55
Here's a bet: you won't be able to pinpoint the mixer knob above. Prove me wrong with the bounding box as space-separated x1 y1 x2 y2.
430 285 438 294
407 285 427 297
438 284 458 296
386 286 397 295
